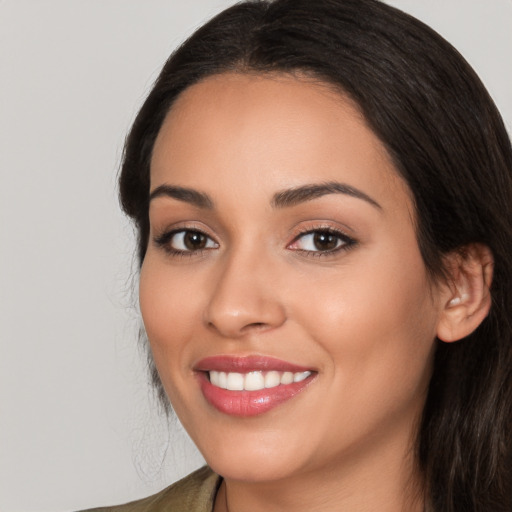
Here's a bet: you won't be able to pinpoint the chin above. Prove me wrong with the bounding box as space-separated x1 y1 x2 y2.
206 454 300 483
194 426 311 483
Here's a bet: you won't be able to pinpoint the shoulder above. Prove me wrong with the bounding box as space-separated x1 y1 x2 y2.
78 466 221 512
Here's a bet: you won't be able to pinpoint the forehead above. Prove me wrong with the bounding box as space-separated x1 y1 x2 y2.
150 72 412 214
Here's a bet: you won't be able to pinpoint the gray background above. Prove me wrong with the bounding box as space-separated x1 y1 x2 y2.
1 1 511 511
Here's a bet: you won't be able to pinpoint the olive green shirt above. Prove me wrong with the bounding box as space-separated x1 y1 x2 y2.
80 466 220 512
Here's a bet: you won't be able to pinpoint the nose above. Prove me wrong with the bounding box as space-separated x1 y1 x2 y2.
203 248 286 338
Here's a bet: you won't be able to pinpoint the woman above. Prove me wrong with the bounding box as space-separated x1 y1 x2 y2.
88 0 512 510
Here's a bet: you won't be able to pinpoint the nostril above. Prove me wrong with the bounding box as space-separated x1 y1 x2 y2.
242 322 269 331
204 295 287 337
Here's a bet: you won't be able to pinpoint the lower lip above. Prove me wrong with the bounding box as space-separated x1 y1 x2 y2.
198 372 315 417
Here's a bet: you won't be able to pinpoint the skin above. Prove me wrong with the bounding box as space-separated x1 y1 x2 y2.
140 73 453 512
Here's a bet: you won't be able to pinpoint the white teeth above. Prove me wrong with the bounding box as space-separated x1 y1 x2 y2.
208 370 312 391
264 371 281 389
210 370 220 387
226 372 244 390
244 371 265 391
293 371 311 383
280 372 294 385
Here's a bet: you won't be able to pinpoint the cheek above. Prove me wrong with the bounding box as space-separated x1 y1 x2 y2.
139 258 199 372
289 247 438 397
139 259 207 426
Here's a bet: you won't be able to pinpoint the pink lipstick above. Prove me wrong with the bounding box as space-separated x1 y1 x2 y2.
195 356 316 417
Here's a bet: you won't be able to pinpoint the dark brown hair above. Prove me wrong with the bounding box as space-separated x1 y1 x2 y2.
119 1 512 509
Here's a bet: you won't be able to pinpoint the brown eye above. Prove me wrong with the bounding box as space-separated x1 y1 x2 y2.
312 232 339 251
162 229 218 253
183 231 208 250
288 229 355 254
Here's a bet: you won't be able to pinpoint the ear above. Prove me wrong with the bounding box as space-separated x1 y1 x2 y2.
436 243 494 343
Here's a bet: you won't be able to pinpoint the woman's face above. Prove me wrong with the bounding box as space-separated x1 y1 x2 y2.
140 73 446 483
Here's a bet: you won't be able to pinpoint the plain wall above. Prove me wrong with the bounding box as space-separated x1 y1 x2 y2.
0 1 510 511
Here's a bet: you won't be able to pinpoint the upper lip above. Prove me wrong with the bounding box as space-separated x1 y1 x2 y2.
194 355 314 373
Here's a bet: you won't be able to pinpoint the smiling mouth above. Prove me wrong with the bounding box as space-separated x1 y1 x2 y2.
208 370 312 391
195 356 316 417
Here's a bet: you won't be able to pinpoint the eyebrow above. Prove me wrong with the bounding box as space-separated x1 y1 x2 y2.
149 184 213 209
271 181 382 210
149 181 381 211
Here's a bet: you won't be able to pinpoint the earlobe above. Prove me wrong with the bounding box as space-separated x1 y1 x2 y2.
436 244 493 343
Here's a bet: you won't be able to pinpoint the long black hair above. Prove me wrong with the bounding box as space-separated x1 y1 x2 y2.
119 1 512 509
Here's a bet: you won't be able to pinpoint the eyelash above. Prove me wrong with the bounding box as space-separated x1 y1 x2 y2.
288 227 356 257
153 226 356 258
154 228 219 258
